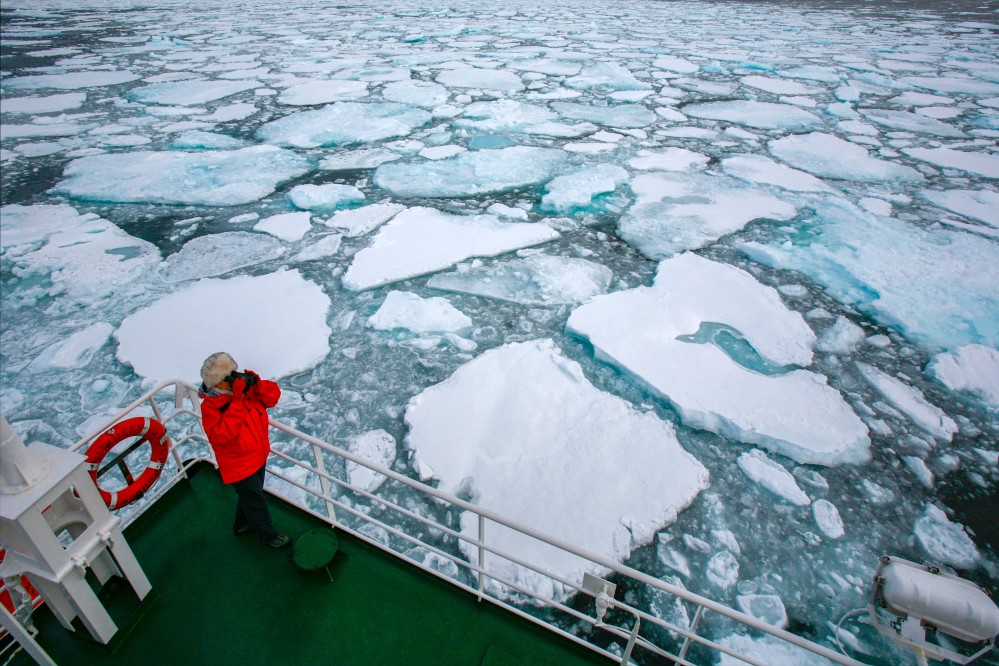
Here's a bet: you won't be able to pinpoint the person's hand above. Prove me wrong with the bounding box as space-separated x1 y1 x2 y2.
232 377 247 401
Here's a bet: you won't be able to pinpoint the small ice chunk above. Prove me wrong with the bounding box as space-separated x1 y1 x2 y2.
343 207 559 291
657 544 691 578
927 344 999 408
367 291 472 334
856 362 957 442
254 212 313 242
913 504 980 569
770 132 923 182
707 551 740 590
859 197 892 217
54 146 311 206
115 269 331 381
346 429 396 492
904 456 935 489
736 595 788 629
289 184 365 212
684 101 822 130
737 449 811 506
861 479 895 505
816 316 866 355
812 499 845 539
326 202 405 237
293 233 342 263
539 164 628 215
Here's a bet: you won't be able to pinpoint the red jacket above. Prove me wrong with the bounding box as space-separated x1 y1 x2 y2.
200 377 281 484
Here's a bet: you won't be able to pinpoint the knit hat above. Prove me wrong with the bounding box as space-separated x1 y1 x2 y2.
201 352 237 389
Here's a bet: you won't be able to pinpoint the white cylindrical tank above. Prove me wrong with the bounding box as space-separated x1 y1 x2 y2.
879 558 999 644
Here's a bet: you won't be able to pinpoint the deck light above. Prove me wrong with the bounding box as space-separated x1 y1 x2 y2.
869 556 999 665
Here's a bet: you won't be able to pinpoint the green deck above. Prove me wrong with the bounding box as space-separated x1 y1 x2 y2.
13 464 610 666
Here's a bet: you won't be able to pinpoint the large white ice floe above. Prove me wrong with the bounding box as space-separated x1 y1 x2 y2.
372 147 570 198
115 269 331 382
53 146 311 206
28 323 114 373
454 100 596 137
769 132 923 182
683 101 822 130
367 291 472 334
161 231 286 283
277 80 369 106
926 344 999 410
539 164 629 215
901 146 999 179
856 362 957 442
550 101 656 128
436 67 524 92
921 189 999 228
858 109 965 138
428 254 612 305
741 197 999 351
1 92 86 114
566 62 651 91
618 172 797 259
566 253 870 466
128 79 259 105
404 339 709 600
381 80 449 108
343 207 559 291
720 155 829 192
256 102 431 148
0 204 159 305
1 71 140 91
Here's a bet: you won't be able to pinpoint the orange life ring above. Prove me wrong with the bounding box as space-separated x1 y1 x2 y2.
85 417 170 510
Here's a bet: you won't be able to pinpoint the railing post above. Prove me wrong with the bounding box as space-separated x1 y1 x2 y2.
621 613 641 665
310 442 338 523
477 514 485 602
678 605 706 663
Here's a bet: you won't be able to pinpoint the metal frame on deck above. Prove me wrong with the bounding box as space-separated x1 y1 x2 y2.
45 380 866 666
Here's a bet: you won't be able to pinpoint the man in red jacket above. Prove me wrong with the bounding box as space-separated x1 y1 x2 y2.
199 352 290 549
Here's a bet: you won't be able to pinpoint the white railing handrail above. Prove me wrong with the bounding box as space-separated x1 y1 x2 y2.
63 379 867 666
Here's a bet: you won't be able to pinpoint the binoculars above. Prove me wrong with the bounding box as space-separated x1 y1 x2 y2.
225 370 259 390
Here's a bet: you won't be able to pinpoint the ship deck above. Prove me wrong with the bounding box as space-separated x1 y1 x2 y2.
12 463 610 666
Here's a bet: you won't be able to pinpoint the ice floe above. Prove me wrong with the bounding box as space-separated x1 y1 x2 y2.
683 101 822 130
902 146 999 179
289 184 365 212
926 344 999 409
921 189 999 227
720 155 829 192
326 202 405 237
566 253 870 465
28 323 114 372
54 146 311 206
737 450 811 506
1 71 139 90
129 79 259 105
343 207 559 291
812 499 845 539
115 269 331 381
367 291 472 334
404 338 709 599
277 80 369 106
539 164 628 215
769 132 923 182
913 504 980 569
162 231 286 282
856 362 957 442
256 102 431 148
254 212 313 242
373 147 570 198
346 429 397 492
428 254 612 305
2 92 86 114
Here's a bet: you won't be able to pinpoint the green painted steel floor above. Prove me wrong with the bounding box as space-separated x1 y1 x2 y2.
15 464 610 666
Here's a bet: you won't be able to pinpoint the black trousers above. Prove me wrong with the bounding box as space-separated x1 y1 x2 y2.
230 465 278 541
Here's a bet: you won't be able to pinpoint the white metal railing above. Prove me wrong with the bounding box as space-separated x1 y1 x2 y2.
46 380 868 665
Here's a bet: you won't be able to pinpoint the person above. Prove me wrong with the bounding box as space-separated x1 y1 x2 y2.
199 352 290 549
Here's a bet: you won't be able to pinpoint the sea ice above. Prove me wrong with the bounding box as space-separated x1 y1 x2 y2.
436 68 523 92
326 202 405 237
741 197 999 351
550 101 656 128
683 101 821 130
856 362 957 442
706 550 740 590
162 231 286 282
628 148 709 172
256 102 431 148
372 147 570 198
921 189 999 228
381 80 449 108
913 504 980 569
342 207 559 291
428 254 612 305
54 146 311 206
454 100 596 137
859 109 965 137
292 233 341 264
716 633 834 666
539 164 628 215
289 184 365 212
566 62 650 91
737 450 810 506
816 316 866 355
346 429 396 492
277 80 369 106
720 155 829 192
2 92 86 114
367 291 472 334
254 212 313 242
115 269 331 382
901 146 999 179
618 172 797 259
170 130 248 150
736 595 788 629
1 71 139 90
740 76 822 95
811 499 845 539
566 253 870 465
0 204 160 305
320 148 399 171
28 323 113 372
926 344 999 409
128 79 259 105
769 132 923 182
404 339 708 600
